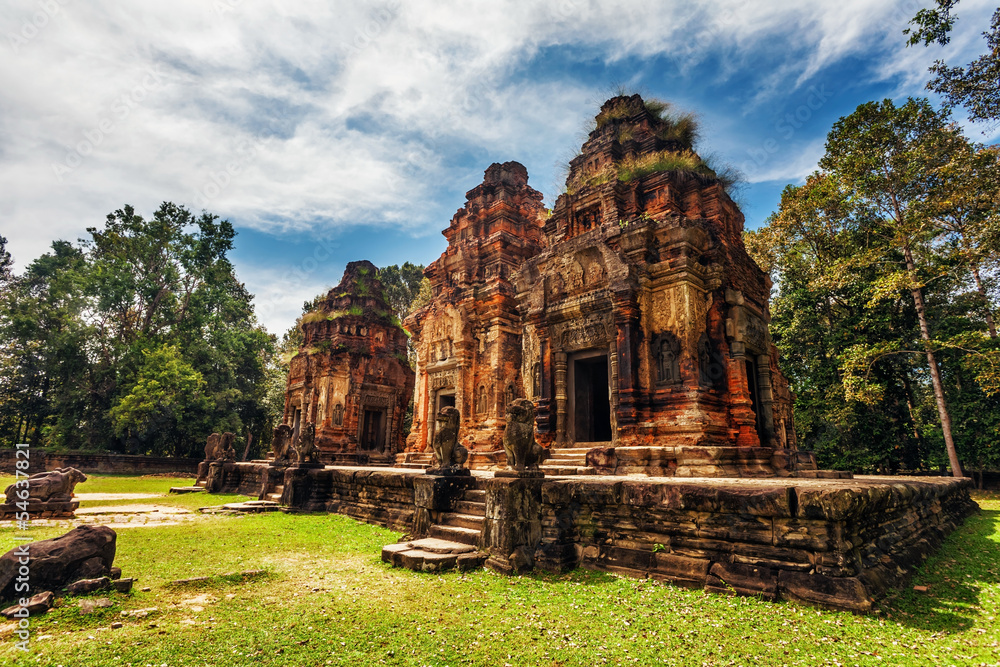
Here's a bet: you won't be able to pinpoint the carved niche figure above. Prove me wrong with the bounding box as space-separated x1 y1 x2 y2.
293 423 318 465
430 406 468 471
503 399 549 472
476 385 487 415
655 333 680 384
270 424 293 462
4 468 87 504
204 433 222 460
331 403 344 426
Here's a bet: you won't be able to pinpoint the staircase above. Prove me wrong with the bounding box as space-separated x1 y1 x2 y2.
265 483 284 503
539 447 597 476
396 451 434 470
428 486 485 546
382 483 488 572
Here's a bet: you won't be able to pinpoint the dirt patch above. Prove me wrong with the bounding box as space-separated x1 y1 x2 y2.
76 504 191 515
75 493 164 501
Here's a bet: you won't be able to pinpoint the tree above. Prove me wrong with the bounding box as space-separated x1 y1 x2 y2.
0 202 276 457
820 98 965 476
906 0 1000 126
377 262 425 323
746 174 929 473
109 344 210 455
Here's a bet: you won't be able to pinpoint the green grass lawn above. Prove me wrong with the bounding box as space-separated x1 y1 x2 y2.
0 479 996 666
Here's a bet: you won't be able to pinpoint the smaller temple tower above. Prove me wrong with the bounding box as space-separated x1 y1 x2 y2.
283 261 414 464
405 162 546 462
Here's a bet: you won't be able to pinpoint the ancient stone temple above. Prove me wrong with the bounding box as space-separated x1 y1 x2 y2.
282 260 414 464
404 161 546 464
403 95 804 476
514 94 800 474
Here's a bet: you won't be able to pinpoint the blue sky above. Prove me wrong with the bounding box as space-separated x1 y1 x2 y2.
2 0 998 334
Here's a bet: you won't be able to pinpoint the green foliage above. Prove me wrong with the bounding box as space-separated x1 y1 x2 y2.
377 262 425 322
906 0 1000 126
110 345 210 455
0 203 276 457
751 98 1000 477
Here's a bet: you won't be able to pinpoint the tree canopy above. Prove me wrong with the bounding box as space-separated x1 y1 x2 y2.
0 203 277 458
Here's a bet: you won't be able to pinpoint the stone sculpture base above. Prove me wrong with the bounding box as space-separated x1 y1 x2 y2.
494 469 545 479
0 500 79 519
425 467 471 477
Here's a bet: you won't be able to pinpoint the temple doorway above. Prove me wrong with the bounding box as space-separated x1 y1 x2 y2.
745 358 766 444
570 352 612 443
360 408 387 452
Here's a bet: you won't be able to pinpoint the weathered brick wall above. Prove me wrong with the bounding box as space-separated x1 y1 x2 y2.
284 468 420 533
534 475 976 612
0 450 199 476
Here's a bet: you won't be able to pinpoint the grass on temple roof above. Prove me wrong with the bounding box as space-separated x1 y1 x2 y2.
0 479 997 667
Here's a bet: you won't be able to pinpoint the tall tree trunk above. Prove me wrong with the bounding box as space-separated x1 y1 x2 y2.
904 245 964 477
970 263 997 338
242 431 253 462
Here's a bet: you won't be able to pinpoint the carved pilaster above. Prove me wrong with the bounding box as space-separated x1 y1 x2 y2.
554 351 568 446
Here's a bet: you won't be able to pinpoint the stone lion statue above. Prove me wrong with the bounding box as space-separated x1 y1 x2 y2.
503 398 548 472
204 432 222 460
4 467 88 504
271 424 293 462
431 406 468 470
219 432 237 461
294 423 318 464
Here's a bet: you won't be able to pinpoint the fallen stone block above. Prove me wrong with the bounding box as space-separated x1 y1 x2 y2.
66 577 112 595
1 591 54 618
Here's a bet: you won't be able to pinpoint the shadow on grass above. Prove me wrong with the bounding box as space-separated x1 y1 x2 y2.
881 506 1000 634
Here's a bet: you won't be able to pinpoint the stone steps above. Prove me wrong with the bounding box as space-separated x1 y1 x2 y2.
429 524 480 546
168 486 206 494
439 512 484 531
382 538 487 573
454 500 486 515
266 484 284 503
541 466 597 476
463 489 486 502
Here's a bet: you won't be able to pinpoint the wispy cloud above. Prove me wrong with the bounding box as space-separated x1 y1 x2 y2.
1 0 993 309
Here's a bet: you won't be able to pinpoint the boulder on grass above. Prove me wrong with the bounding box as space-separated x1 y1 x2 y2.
0 526 116 600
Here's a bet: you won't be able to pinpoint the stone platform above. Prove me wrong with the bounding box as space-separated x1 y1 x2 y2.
207 461 976 612
0 499 79 519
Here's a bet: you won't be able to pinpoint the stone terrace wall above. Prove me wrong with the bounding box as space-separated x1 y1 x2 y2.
284 468 421 533
533 475 976 612
0 450 200 476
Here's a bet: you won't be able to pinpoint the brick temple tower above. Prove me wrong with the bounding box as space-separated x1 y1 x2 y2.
513 94 799 474
283 260 414 464
404 161 546 464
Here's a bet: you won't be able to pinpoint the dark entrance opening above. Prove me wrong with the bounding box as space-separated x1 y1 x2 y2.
745 358 765 443
439 394 456 410
360 408 386 452
573 356 612 442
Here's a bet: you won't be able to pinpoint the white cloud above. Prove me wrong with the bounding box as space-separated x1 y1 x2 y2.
1 0 994 280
